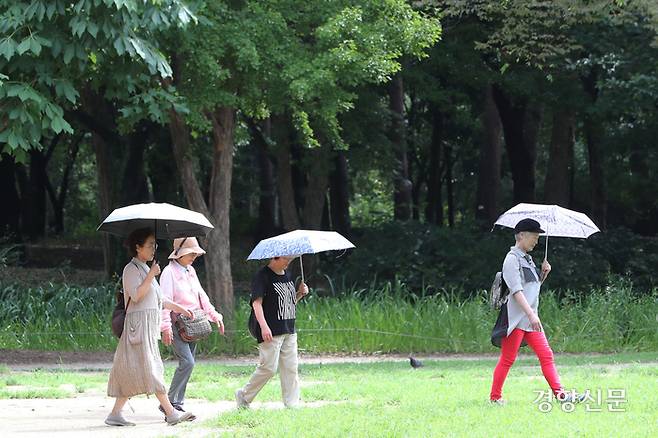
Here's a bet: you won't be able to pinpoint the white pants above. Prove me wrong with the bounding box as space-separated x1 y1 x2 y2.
240 333 300 407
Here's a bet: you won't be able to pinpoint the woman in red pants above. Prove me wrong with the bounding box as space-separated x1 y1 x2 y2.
490 218 584 405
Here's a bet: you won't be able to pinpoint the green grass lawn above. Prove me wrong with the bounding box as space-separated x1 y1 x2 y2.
1 353 656 437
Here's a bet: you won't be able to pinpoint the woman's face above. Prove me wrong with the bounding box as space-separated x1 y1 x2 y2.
272 256 295 271
136 235 157 261
177 253 199 267
521 232 540 252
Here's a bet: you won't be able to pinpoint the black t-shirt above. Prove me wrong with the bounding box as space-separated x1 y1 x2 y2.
248 266 297 343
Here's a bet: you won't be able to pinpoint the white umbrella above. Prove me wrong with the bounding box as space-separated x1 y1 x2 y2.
493 203 600 260
247 229 356 282
97 202 214 239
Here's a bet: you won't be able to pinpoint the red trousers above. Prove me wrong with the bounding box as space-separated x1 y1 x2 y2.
490 328 563 401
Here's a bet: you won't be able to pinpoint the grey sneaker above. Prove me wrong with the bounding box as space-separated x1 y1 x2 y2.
105 413 136 426
165 410 195 425
235 389 250 409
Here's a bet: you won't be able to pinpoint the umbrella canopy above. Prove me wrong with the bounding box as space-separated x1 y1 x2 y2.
97 202 214 239
247 230 355 260
494 203 600 238
247 229 356 282
493 203 600 260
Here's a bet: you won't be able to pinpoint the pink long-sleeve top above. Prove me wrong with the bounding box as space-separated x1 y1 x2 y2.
160 260 222 335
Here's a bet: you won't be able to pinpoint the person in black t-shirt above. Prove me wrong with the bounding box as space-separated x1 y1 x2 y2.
236 256 309 408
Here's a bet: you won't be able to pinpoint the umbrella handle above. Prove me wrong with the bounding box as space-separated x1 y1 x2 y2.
541 234 549 283
299 255 305 284
153 218 158 265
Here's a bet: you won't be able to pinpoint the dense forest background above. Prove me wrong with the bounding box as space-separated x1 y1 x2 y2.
2 1 658 314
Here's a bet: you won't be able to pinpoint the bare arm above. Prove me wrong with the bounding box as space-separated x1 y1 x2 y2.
163 298 193 318
252 298 272 341
132 264 160 303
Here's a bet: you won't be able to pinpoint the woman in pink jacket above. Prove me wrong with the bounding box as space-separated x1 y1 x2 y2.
159 237 224 416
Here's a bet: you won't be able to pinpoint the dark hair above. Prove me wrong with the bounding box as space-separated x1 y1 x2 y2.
124 228 154 257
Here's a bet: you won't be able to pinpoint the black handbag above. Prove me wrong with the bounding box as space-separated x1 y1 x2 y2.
491 303 527 348
490 304 509 348
110 261 141 338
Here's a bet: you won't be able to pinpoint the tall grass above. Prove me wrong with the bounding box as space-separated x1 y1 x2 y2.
0 279 656 354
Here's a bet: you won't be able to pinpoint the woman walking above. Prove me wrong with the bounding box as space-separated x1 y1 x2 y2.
490 218 585 405
159 237 224 415
105 227 196 426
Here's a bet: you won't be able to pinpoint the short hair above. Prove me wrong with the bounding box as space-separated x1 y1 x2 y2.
124 228 154 257
514 232 524 242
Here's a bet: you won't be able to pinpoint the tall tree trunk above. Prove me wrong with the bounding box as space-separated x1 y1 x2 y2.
297 147 329 282
206 107 235 316
388 74 412 220
90 132 118 276
168 106 235 316
475 85 502 226
272 116 301 231
248 118 277 240
544 109 575 206
444 141 455 227
301 148 329 230
329 150 351 237
122 124 151 205
492 86 540 203
21 150 48 240
44 135 82 233
410 165 422 221
79 87 124 277
582 70 607 229
147 125 182 205
425 106 444 225
0 154 21 238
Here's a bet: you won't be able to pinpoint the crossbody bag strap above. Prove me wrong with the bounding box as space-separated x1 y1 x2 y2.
126 261 147 310
180 263 204 312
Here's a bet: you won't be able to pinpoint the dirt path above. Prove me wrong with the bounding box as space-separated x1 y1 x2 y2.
0 394 348 437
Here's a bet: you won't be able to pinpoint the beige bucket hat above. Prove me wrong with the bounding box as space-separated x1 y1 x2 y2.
168 237 206 259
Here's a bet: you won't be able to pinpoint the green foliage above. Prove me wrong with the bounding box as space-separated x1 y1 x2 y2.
0 278 655 354
170 0 441 146
321 223 658 294
0 0 194 157
0 244 20 268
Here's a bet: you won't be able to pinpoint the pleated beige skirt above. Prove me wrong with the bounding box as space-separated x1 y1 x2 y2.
107 308 166 397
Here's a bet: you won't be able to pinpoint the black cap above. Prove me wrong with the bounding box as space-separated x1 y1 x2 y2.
514 218 545 233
